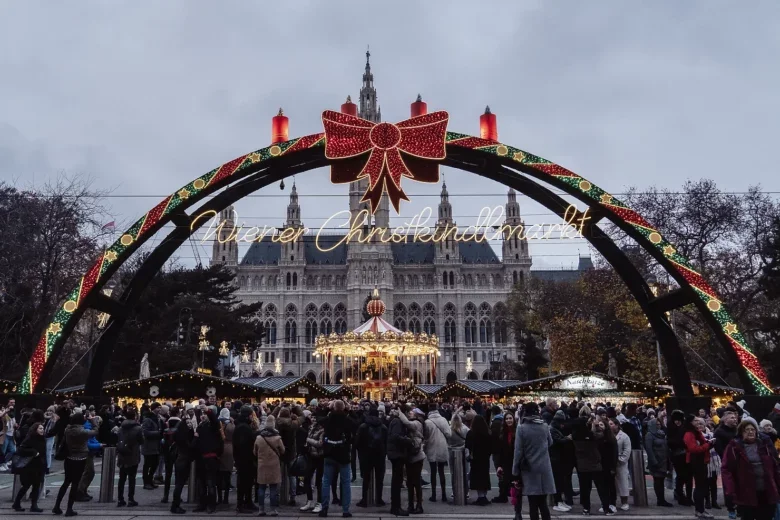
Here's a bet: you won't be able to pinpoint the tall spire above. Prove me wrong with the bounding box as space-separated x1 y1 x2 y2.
285 180 301 228
359 47 380 123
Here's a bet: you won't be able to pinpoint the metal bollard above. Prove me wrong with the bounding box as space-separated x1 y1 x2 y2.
629 450 648 507
366 469 375 507
99 447 117 503
187 460 198 503
451 447 466 506
279 462 290 504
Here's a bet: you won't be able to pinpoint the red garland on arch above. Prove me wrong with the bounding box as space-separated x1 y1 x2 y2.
321 110 449 213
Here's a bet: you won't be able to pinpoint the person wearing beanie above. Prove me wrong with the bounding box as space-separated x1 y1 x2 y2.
767 402 780 433
667 410 692 505
550 409 575 511
354 406 388 508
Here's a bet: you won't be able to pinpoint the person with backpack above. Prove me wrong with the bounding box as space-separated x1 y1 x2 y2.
318 399 354 518
116 409 143 507
141 403 162 490
355 406 388 508
396 407 426 514
424 403 451 504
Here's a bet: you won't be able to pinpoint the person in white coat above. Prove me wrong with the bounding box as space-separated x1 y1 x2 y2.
610 418 632 510
424 404 451 503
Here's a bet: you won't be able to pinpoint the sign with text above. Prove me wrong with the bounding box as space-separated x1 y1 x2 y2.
554 375 617 391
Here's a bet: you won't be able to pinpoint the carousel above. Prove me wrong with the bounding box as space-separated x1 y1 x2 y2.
314 289 440 400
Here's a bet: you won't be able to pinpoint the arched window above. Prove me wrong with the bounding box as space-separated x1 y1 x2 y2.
394 303 407 320
285 320 297 344
409 318 421 334
319 303 332 319
293 273 298 288
408 303 421 319
335 318 347 334
513 271 518 285
465 319 477 344
266 320 277 344
286 272 291 289
449 271 454 287
442 272 448 287
305 320 318 344
320 319 332 336
479 319 492 344
444 318 456 345
494 303 508 345
394 318 407 331
423 317 436 335
307 275 314 288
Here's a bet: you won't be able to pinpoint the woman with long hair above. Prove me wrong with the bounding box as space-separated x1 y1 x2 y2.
683 416 714 519
396 406 426 514
302 413 325 513
466 414 493 505
572 411 611 515
721 420 780 520
495 412 517 503
447 413 470 502
193 409 225 514
12 422 46 513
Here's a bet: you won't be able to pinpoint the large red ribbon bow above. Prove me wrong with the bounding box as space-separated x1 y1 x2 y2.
321 110 449 213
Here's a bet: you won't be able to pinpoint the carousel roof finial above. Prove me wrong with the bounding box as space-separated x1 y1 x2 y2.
367 287 386 317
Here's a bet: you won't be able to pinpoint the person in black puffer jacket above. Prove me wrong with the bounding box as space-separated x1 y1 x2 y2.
193 409 224 514
572 410 610 515
170 411 196 515
666 409 692 505
355 406 388 507
387 406 413 516
550 410 575 509
232 406 258 514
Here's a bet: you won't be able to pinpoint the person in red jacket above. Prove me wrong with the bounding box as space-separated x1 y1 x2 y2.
683 416 714 519
721 420 780 520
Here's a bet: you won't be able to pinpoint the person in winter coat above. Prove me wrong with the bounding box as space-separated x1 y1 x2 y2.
493 412 516 504
43 406 58 473
232 406 259 514
276 407 300 506
512 402 555 520
116 409 143 507
302 413 326 513
713 410 739 516
254 415 285 517
53 412 97 517
319 399 354 517
466 414 493 506
759 419 779 455
170 411 196 515
572 412 610 515
447 413 469 503
423 403 451 503
161 409 182 504
141 403 162 490
387 405 413 516
609 418 631 511
643 418 673 506
192 409 224 514
721 419 780 520
12 422 46 513
395 407 426 514
355 406 388 508
549 410 575 511
75 414 102 501
218 409 235 506
683 416 714 518
667 409 692 505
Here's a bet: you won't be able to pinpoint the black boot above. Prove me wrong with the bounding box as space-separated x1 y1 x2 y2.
30 500 43 513
13 489 26 511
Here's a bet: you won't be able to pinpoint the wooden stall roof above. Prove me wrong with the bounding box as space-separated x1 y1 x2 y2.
55 371 265 400
233 376 330 399
321 384 356 398
656 377 743 396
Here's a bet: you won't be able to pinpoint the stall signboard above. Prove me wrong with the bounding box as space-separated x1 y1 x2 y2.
555 375 617 391
298 386 309 395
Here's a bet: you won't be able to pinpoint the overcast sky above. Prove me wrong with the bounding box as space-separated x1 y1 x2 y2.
2 1 779 269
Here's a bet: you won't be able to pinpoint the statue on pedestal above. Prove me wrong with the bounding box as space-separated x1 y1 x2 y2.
608 353 618 377
139 353 150 380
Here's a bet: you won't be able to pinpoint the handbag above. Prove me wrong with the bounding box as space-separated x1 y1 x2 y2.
11 452 35 474
54 439 68 461
290 453 307 476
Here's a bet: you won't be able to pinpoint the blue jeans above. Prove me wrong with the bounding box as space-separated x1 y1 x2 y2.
2 436 16 463
45 437 55 470
258 484 279 510
322 459 351 513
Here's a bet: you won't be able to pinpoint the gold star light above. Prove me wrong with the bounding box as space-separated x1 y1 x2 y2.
248 152 262 163
512 151 525 162
724 323 738 335
47 323 62 335
599 193 613 205
663 245 676 256
105 250 118 262
177 188 190 200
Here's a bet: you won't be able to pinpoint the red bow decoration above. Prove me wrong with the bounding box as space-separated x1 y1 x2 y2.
322 110 449 213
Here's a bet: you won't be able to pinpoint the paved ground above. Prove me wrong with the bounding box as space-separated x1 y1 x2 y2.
1 459 728 519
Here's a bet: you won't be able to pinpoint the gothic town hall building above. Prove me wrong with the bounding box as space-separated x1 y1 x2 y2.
211 52 591 383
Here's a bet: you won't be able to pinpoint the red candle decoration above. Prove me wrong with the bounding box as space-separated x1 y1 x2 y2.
271 108 289 144
411 94 427 117
341 95 357 116
480 105 497 141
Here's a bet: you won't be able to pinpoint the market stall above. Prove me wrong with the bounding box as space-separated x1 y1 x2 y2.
234 375 331 401
505 370 665 405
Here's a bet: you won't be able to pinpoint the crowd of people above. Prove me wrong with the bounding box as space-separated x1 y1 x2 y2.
1 395 780 519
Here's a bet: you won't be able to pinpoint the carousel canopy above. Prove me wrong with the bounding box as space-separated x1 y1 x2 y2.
315 288 440 359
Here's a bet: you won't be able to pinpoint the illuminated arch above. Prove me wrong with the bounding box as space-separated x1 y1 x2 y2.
20 130 772 396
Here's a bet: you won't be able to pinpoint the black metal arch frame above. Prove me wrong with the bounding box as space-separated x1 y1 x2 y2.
29 140 765 397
